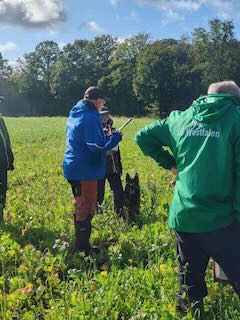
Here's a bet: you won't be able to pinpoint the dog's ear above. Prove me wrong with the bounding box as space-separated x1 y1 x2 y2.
134 172 139 183
126 173 131 181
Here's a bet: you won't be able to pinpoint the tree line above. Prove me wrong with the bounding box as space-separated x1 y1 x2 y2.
1 19 240 117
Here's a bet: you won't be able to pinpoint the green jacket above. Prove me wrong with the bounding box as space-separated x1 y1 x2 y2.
0 117 14 171
135 94 240 232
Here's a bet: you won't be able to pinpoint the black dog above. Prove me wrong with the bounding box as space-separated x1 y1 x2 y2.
124 173 140 222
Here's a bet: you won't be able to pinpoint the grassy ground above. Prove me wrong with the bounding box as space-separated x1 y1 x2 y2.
0 117 239 319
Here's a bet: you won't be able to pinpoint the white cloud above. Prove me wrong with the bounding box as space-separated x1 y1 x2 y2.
138 0 240 25
201 0 240 19
79 21 104 33
58 42 66 50
138 0 202 11
164 9 184 23
0 0 67 29
204 0 237 19
138 0 240 15
128 11 140 22
8 59 19 68
0 41 17 53
110 0 120 7
138 0 200 25
49 29 60 35
117 36 126 43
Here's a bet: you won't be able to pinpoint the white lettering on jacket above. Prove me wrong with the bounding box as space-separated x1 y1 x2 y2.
178 127 220 138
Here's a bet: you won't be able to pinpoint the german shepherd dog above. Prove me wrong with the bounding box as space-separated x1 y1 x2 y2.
124 173 140 221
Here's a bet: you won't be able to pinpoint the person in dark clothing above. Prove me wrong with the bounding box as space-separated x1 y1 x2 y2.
0 116 14 223
63 87 122 254
97 107 124 215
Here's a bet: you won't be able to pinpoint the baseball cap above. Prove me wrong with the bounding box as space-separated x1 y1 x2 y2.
100 106 110 115
84 86 109 101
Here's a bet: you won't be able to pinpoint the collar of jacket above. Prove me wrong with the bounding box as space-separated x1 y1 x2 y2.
82 99 99 113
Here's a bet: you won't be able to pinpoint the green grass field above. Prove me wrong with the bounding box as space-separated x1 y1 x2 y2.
0 117 239 319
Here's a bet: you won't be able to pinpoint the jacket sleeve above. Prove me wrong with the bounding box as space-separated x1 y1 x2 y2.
83 115 122 153
135 119 176 170
0 118 14 168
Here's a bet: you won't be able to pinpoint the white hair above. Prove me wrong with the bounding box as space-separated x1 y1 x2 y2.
208 81 240 95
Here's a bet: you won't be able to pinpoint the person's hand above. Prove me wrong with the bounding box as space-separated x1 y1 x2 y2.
170 167 177 188
112 130 122 143
116 130 123 138
170 179 176 187
8 164 14 171
106 126 112 136
171 167 178 176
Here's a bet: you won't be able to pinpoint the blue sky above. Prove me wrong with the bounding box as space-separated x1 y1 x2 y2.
1 0 240 66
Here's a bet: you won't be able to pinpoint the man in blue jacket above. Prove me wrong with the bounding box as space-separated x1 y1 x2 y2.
63 86 122 254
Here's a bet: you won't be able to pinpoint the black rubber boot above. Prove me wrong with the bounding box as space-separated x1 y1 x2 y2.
74 215 98 255
176 294 204 319
114 203 123 216
74 215 91 254
176 294 188 317
190 298 204 320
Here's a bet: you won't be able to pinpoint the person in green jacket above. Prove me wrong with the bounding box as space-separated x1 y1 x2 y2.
0 116 14 223
135 81 240 318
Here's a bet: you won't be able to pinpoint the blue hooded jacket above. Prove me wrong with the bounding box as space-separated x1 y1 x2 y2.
63 99 122 181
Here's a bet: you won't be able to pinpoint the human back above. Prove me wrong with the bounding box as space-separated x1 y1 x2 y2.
136 81 240 232
135 81 240 318
168 92 240 232
63 99 105 181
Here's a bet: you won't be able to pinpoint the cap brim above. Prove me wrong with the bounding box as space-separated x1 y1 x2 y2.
100 111 110 115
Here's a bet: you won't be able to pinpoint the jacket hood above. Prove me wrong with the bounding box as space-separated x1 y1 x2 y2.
70 99 98 117
191 94 240 123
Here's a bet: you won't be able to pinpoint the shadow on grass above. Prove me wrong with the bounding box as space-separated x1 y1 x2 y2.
1 222 62 251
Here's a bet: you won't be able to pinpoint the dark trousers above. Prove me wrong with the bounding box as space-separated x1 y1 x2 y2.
0 169 7 207
176 222 240 299
97 174 124 212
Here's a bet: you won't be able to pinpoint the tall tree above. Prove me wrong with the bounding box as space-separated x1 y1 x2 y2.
133 39 194 116
0 52 12 79
99 33 150 115
35 41 60 95
3 19 240 117
89 34 117 65
12 52 50 115
51 40 97 114
12 42 60 115
88 35 118 81
192 19 238 87
0 53 30 116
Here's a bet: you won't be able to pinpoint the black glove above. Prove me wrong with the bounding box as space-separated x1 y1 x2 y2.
8 164 14 171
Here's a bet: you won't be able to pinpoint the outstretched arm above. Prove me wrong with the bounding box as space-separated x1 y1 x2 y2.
84 116 122 153
135 119 176 170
